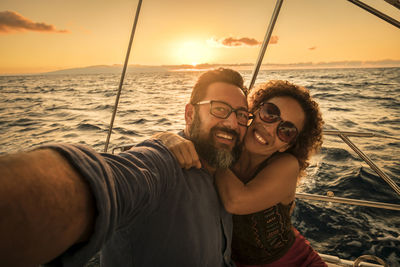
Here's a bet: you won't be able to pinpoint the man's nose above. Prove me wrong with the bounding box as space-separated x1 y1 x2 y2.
222 111 240 129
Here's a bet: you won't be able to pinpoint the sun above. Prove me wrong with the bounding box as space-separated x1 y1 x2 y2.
176 41 209 65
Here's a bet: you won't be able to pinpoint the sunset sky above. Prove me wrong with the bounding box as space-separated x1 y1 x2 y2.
1 0 399 74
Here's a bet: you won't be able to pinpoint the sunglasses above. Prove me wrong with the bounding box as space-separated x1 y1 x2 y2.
257 102 299 143
195 100 250 127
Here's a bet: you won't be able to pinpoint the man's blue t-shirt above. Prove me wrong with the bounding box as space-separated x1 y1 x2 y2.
45 139 233 267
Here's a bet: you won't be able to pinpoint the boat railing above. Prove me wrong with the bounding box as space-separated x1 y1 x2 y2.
296 130 400 210
295 130 399 267
325 130 400 196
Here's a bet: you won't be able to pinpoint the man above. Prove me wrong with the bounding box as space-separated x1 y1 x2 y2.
0 68 249 266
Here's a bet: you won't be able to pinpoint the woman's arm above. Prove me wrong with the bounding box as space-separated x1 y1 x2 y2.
153 132 201 169
215 153 299 215
154 132 299 215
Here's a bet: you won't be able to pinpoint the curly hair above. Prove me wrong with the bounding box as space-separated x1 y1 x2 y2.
190 68 248 104
248 80 324 178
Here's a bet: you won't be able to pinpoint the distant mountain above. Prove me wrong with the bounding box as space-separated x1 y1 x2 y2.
43 63 251 75
43 60 400 75
45 64 170 75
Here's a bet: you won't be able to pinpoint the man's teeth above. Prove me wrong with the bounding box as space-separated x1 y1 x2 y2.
254 131 267 144
216 132 233 140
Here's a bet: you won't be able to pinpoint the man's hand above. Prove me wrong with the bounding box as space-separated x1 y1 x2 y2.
153 132 201 169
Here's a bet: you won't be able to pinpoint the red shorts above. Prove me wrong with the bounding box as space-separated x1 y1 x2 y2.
235 228 327 267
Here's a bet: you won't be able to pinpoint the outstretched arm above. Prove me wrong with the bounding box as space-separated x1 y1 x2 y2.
0 148 95 266
215 153 299 215
153 132 201 169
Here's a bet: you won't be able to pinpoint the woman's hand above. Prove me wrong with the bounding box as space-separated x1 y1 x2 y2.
153 132 201 169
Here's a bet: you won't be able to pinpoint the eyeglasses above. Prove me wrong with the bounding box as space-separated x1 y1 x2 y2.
195 100 250 127
258 102 299 143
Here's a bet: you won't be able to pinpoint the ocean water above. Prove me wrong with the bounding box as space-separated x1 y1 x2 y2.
0 67 399 266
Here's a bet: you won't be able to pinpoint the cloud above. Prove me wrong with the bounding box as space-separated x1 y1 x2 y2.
269 36 279 44
0 10 69 33
308 46 317 50
221 37 260 46
207 36 279 48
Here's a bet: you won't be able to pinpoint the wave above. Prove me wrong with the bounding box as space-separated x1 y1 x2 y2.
328 107 353 112
130 118 147 124
94 104 113 110
8 118 38 127
113 127 139 136
77 123 102 131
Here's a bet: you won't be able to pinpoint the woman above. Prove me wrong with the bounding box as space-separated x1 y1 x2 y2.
157 80 325 266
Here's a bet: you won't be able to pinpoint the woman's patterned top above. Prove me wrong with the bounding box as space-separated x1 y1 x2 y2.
231 158 295 264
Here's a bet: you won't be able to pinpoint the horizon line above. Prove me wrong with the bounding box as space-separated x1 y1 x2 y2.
1 59 400 76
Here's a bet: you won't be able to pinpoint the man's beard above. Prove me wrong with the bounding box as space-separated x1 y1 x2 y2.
189 113 242 169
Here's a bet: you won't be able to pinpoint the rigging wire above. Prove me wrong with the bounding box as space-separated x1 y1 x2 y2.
347 0 400 29
323 131 400 197
338 133 400 196
104 0 143 152
248 0 283 90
